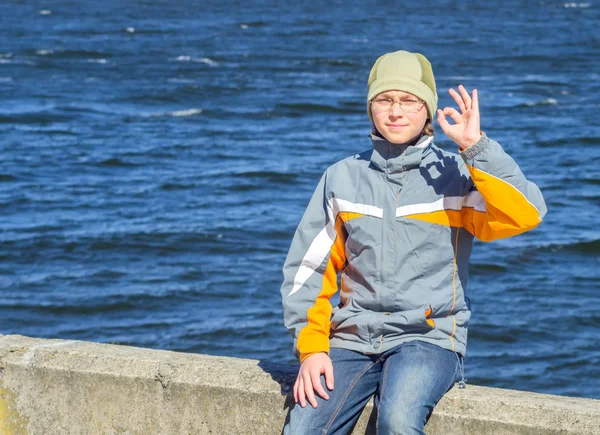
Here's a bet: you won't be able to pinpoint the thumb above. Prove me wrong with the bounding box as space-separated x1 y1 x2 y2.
324 359 334 390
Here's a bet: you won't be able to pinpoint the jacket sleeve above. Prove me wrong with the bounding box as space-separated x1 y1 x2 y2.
280 170 347 362
459 132 547 242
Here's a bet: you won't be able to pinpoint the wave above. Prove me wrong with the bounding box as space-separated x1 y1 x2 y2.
231 170 297 184
174 56 218 66
273 102 361 115
564 3 591 7
469 324 548 343
0 195 31 208
146 108 203 117
535 136 600 147
159 182 196 191
170 108 203 117
39 129 78 136
530 239 600 255
43 49 112 59
561 239 600 254
2 226 289 255
470 263 508 274
314 58 357 67
237 20 269 28
0 111 72 124
2 298 154 315
522 98 558 107
97 157 139 167
0 174 17 182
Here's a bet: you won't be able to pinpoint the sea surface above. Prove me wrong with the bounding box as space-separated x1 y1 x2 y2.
1 0 599 400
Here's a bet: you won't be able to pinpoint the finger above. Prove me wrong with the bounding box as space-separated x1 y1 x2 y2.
311 372 329 401
458 85 472 110
298 376 306 408
448 88 466 112
324 362 334 391
437 109 451 132
443 107 463 125
472 89 479 113
293 377 299 403
303 373 318 408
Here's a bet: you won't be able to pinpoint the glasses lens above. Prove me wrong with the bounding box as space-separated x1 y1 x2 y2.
371 99 421 114
400 100 420 113
372 99 391 113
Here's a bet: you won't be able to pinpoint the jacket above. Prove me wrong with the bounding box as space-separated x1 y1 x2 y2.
280 132 547 362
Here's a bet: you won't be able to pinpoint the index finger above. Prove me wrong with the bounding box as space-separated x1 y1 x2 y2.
448 88 466 112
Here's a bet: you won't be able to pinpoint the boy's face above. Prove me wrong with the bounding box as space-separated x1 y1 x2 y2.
371 90 428 144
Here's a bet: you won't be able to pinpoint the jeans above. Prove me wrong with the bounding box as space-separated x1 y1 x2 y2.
284 340 463 435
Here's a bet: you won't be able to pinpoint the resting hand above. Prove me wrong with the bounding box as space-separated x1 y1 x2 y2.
437 84 481 150
293 352 334 409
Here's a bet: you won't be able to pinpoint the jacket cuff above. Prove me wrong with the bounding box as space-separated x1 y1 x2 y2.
296 331 330 363
459 132 489 160
299 351 328 363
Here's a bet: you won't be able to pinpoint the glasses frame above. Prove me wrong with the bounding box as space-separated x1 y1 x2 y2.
369 97 426 114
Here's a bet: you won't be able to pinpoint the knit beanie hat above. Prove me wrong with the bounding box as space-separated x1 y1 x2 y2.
367 50 438 123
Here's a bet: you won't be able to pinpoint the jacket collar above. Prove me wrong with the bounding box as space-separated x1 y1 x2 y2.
370 133 434 175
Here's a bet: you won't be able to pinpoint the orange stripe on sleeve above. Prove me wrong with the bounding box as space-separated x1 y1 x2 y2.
403 209 463 227
296 212 363 359
463 166 542 242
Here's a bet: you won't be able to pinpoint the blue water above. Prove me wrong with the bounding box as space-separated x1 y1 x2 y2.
1 1 599 400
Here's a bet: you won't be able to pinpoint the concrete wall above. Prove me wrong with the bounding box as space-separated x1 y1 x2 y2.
0 334 598 434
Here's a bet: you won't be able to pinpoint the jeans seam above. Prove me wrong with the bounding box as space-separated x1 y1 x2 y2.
322 360 376 434
374 358 390 435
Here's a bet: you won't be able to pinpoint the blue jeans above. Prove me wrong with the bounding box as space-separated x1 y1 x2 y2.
284 340 462 435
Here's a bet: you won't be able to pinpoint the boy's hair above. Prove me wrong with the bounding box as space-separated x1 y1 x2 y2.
423 118 435 136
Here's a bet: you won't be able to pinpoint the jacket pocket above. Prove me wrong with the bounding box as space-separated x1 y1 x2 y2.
329 303 372 344
344 215 381 260
383 306 434 337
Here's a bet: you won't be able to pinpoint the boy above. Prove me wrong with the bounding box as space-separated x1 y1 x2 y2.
281 50 546 434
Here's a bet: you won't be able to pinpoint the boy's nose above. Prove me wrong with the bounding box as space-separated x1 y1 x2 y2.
390 103 404 117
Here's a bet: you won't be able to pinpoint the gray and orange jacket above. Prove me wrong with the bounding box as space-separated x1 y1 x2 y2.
281 132 547 362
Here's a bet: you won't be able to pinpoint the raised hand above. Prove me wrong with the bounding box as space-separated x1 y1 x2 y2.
437 85 481 150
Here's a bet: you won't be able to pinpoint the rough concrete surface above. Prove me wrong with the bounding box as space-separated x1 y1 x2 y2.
0 334 598 434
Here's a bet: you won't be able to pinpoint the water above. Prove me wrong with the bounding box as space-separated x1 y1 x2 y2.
1 0 599 400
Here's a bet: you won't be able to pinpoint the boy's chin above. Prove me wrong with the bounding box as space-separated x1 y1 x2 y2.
382 131 418 145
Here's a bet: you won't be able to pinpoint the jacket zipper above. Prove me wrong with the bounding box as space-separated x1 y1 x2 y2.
380 170 403 350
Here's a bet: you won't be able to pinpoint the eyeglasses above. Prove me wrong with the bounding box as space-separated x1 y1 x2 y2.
369 98 425 114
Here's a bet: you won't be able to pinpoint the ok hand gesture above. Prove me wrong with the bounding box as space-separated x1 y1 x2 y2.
437 85 481 150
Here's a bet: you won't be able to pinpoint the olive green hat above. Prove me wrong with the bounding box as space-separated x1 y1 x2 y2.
367 50 438 122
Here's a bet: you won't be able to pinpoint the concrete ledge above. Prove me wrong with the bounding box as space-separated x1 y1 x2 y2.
0 335 598 434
